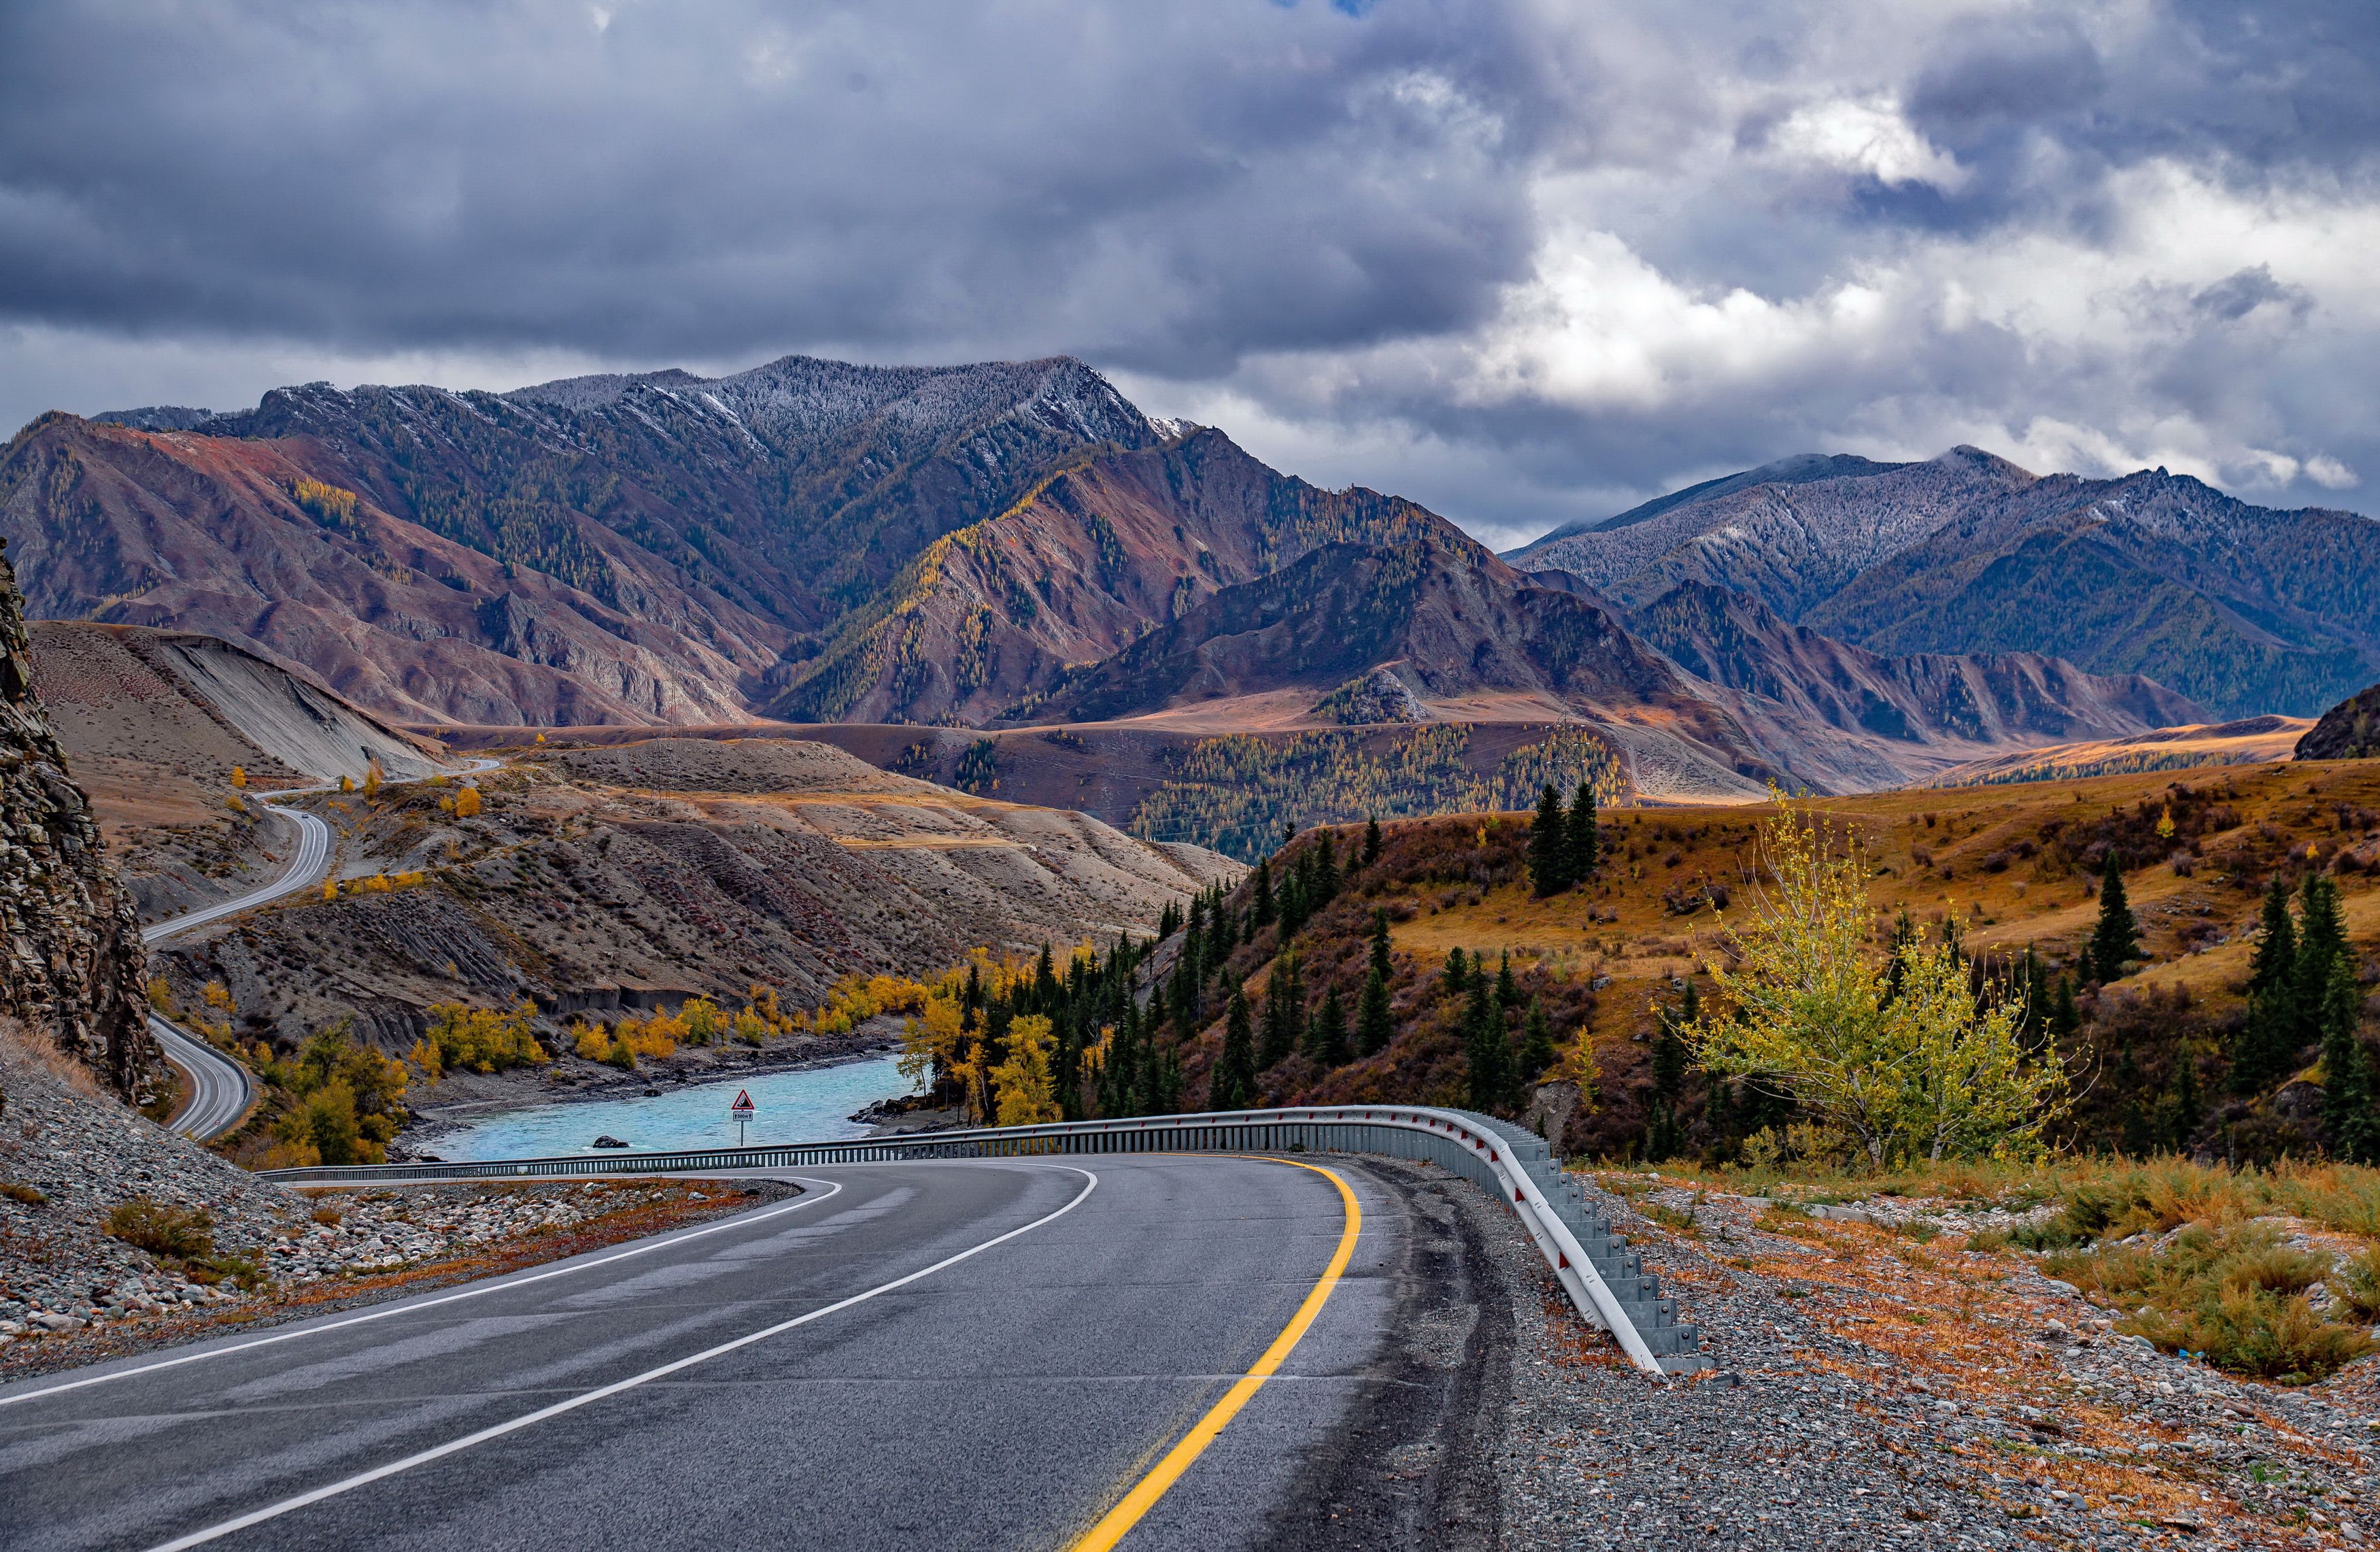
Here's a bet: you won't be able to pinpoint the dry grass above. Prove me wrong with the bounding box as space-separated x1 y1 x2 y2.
0 1015 105 1099
1378 760 2380 1066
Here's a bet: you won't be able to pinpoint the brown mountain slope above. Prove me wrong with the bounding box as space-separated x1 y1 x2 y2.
1006 531 1781 800
0 415 780 725
1630 581 2207 790
762 428 1452 725
143 739 1240 1051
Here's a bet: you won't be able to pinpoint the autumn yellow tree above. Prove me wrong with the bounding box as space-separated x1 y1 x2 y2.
453 786 483 817
1687 797 2065 1168
992 1013 1061 1126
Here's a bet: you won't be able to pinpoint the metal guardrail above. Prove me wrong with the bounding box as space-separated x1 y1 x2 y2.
261 1104 1706 1374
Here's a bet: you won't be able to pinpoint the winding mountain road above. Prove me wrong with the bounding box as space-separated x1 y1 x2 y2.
141 759 502 1140
0 1154 1508 1551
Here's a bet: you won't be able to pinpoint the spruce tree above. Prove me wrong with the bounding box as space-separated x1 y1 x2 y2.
1251 856 1275 928
1260 955 1301 1068
1368 909 1393 983
1362 813 1382 868
2291 874 2347 1046
2319 953 2379 1164
1211 985 1257 1110
1463 978 1508 1112
2088 854 2140 983
2161 1045 2203 1153
1517 994 1557 1083
1311 984 1349 1067
1566 781 1599 881
2235 878 2307 1094
1443 946 1468 993
1495 949 1518 1013
1153 1046 1183 1115
1529 784 1569 897
2247 876 2296 997
1355 966 1393 1057
2048 973 2079 1045
1315 830 1340 906
2115 1047 2154 1156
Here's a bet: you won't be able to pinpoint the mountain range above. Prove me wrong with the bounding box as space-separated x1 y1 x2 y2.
5 353 2369 802
1508 449 2380 720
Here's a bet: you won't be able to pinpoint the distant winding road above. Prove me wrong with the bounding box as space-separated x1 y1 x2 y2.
0 1153 1508 1551
143 759 501 1140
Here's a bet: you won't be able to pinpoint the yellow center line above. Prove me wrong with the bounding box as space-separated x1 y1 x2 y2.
1068 1158 1363 1552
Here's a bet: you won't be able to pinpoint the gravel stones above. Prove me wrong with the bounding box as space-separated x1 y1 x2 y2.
1450 1171 2379 1550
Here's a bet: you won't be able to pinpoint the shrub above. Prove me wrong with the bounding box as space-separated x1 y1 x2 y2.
2334 1248 2380 1321
2049 1222 2375 1381
108 1199 216 1259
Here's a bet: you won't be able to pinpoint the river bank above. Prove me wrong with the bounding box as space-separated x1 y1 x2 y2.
393 1019 908 1159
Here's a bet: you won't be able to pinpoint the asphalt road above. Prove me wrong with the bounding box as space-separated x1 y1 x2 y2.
141 756 501 1139
0 1153 1508 1552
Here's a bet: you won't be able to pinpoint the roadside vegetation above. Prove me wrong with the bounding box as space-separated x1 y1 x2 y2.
1127 759 2380 1385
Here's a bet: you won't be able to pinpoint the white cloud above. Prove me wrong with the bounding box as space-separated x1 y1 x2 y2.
1770 98 1968 190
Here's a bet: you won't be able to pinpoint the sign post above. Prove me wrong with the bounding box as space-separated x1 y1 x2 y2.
730 1089 755 1148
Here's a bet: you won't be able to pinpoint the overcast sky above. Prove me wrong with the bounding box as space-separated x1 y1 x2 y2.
3 1 2375 547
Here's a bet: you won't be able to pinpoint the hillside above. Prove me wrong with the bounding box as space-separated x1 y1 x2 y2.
1631 580 2207 790
141 737 1240 1054
1932 715 2309 788
28 622 464 917
1512 449 2380 718
2298 682 2380 760
1162 758 2379 1166
763 428 1450 725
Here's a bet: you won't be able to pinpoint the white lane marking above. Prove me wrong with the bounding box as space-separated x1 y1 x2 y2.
144 1167 1100 1552
0 1177 844 1411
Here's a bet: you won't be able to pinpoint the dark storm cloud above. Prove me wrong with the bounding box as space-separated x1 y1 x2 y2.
0 1 1548 369
2 1 2376 537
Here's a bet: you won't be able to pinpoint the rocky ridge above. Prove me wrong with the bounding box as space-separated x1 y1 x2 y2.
2298 683 2380 761
0 541 158 1101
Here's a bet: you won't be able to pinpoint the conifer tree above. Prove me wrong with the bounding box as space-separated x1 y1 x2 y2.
1356 965 1393 1056
2088 854 2140 983
1529 784 1569 897
1517 994 1557 1084
2048 974 2079 1045
2291 874 2347 1045
1251 857 1274 928
1368 909 1393 983
2319 953 2379 1164
1259 954 1302 1067
1443 946 1468 993
2161 1044 2203 1153
2234 878 2304 1094
1495 949 1518 1012
2247 876 2296 997
1211 986 1257 1110
1463 977 1508 1112
1362 813 1382 868
1315 830 1340 906
1566 781 1599 881
1311 984 1348 1067
1153 1045 1183 1115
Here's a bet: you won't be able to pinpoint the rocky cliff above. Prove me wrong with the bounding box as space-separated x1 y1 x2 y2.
2296 682 2380 760
0 540 159 1102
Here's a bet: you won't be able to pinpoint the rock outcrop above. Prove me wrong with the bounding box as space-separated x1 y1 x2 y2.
0 540 158 1102
2296 681 2380 760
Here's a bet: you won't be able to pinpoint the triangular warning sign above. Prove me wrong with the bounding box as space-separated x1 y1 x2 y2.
731 1089 754 1111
